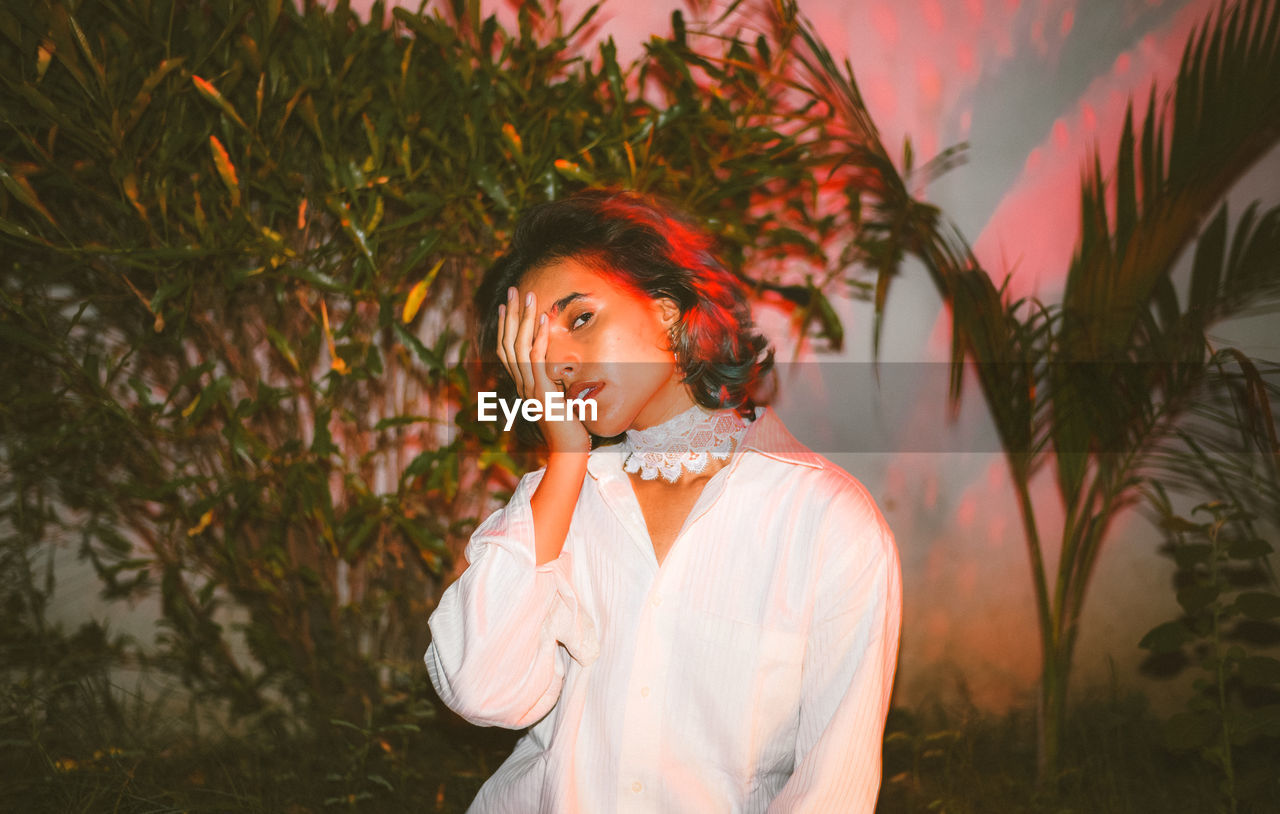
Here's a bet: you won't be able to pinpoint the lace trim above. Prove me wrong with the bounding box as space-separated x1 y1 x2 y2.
622 404 749 483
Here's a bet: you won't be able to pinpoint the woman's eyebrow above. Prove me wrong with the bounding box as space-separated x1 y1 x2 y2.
549 292 586 316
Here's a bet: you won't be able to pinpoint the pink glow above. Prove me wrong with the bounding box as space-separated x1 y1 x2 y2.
867 75 898 121
974 0 1220 300
1031 18 1047 55
1052 118 1070 150
1025 146 1043 172
923 470 939 511
917 58 943 104
956 494 978 528
827 0 1084 174
923 0 946 31
987 512 1008 551
872 3 900 46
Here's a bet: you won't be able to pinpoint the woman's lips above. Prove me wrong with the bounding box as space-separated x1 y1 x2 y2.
567 381 604 401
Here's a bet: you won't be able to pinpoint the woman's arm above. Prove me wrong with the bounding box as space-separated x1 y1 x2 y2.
498 286 591 565
425 468 598 728
530 451 588 565
767 484 903 813
424 288 597 726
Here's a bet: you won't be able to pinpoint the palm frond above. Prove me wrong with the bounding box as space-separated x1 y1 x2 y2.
768 0 980 364
1062 0 1280 362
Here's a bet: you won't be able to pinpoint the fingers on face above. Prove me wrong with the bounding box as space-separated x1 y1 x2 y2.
514 291 538 396
497 287 544 396
498 286 521 390
497 286 559 399
532 312 550 389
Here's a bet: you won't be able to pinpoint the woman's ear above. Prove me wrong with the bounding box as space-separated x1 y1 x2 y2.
656 297 681 330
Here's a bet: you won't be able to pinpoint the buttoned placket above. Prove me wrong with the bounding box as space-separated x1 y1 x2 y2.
589 448 750 812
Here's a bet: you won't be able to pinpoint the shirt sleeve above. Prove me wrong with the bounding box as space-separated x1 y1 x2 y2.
424 468 599 729
766 484 903 813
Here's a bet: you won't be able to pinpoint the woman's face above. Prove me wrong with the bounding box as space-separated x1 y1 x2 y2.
517 256 695 436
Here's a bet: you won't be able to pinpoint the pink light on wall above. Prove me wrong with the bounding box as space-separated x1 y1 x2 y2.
973 0 1219 300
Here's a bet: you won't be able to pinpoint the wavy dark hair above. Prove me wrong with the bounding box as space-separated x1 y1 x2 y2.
474 188 773 445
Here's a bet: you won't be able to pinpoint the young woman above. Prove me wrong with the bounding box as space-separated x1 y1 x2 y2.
425 189 902 813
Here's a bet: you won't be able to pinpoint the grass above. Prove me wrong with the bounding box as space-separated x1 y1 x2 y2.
878 690 1226 813
3 674 1277 813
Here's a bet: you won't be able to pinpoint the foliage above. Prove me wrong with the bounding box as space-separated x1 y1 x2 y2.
3 679 1264 812
4 0 1279 801
0 0 870 732
1140 494 1280 813
777 0 1280 781
876 690 1235 814
0 657 515 812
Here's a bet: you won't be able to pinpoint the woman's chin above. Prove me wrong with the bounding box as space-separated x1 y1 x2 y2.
585 419 626 439
583 406 631 439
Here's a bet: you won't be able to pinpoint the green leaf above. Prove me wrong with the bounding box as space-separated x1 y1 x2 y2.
343 514 381 560
1172 543 1213 569
1139 620 1193 653
374 415 429 430
553 158 595 184
311 408 336 456
1252 703 1280 736
266 326 300 374
1176 583 1220 615
192 74 250 131
187 377 230 424
1233 591 1280 620
0 166 58 227
402 449 440 480
810 289 843 350
392 322 437 372
1239 655 1280 687
473 162 510 213
1227 537 1273 559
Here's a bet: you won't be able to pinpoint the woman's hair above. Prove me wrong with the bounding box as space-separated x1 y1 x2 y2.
474 188 773 444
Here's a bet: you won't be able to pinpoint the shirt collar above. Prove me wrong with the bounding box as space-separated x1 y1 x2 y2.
586 405 822 481
738 406 824 469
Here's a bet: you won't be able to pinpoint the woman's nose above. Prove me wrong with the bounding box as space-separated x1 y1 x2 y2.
546 336 578 383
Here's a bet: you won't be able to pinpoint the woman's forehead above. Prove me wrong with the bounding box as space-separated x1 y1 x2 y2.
521 256 642 305
520 255 601 292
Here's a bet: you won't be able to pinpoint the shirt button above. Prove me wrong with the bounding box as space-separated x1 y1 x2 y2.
640 686 650 698
631 781 643 793
651 594 663 607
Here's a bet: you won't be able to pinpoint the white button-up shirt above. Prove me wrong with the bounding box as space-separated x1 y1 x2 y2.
425 407 902 812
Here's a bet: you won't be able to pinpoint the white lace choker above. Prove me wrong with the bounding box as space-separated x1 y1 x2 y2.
622 404 749 483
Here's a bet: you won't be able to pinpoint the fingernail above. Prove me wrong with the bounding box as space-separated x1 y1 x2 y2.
539 313 547 326
525 291 533 307
507 286 515 300
498 303 505 318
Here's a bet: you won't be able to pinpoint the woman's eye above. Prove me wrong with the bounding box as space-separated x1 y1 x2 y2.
570 311 593 330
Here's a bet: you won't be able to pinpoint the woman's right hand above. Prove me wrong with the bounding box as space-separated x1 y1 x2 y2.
496 286 592 455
